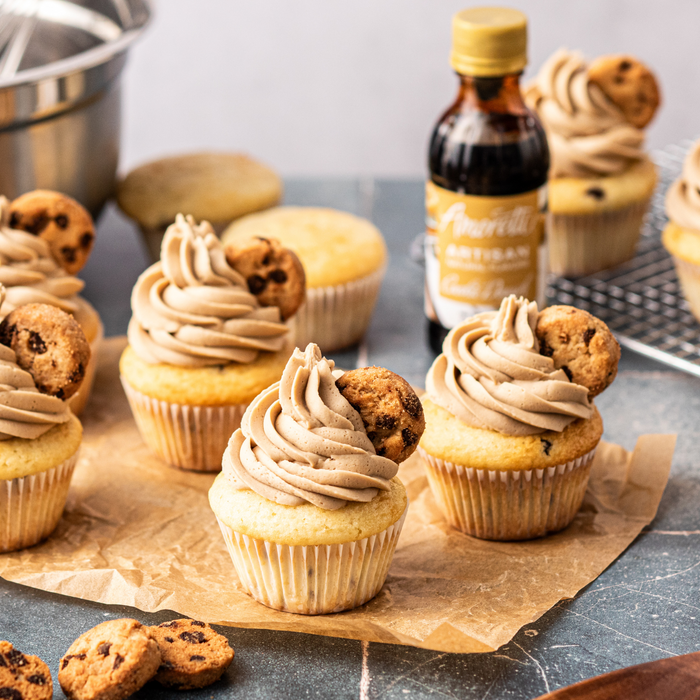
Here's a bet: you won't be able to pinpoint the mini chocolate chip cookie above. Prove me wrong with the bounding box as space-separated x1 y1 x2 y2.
149 619 234 690
336 366 425 464
536 305 620 398
0 304 90 400
0 641 52 700
588 55 660 129
225 237 305 320
58 619 160 700
8 190 95 275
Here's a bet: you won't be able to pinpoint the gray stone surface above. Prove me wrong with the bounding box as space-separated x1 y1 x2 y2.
2 179 699 699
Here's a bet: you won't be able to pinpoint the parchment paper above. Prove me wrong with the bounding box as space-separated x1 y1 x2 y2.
0 338 676 654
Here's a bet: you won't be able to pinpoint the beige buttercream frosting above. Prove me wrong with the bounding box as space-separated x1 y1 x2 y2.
525 49 646 178
0 197 84 318
426 295 593 436
222 343 398 510
0 285 72 440
666 140 700 231
128 214 289 367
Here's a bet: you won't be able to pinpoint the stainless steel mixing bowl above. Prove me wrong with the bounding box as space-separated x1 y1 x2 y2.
0 0 150 216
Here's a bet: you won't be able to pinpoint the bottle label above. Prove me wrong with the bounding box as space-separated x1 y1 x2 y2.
425 181 545 329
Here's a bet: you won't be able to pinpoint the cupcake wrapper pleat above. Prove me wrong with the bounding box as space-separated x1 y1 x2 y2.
294 266 386 353
121 380 246 472
215 505 407 615
671 256 700 324
67 321 104 416
548 199 650 277
0 451 79 553
419 447 597 541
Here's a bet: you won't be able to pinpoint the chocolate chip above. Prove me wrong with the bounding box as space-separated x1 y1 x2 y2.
191 621 206 627
80 232 93 248
23 212 50 235
586 187 605 201
268 268 287 284
613 75 624 84
61 653 86 670
60 246 77 263
539 338 554 358
247 274 267 295
562 365 573 381
113 654 124 670
376 414 397 430
97 642 111 656
179 631 206 644
27 674 47 685
165 637 174 643
6 650 26 667
376 445 387 456
55 214 68 229
583 328 596 345
402 427 418 447
400 392 423 419
619 59 632 71
541 438 553 456
0 688 22 700
0 656 5 667
159 661 174 671
159 621 179 628
262 253 272 266
28 331 46 354
8 212 20 228
190 655 206 662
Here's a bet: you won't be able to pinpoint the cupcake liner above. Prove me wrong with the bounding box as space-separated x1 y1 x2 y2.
419 447 597 541
548 199 650 277
0 451 79 553
215 504 408 615
670 256 700 324
121 379 247 472
294 265 386 353
67 320 104 416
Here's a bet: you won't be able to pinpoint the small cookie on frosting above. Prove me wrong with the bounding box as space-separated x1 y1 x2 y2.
8 190 95 275
0 303 90 400
225 237 305 320
0 641 53 700
536 305 620 398
336 367 425 464
588 55 660 129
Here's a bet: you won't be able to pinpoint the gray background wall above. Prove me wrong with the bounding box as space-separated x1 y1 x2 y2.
121 0 699 177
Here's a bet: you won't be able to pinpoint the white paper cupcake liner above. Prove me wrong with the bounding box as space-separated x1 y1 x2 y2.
67 320 104 416
121 380 247 472
294 265 386 353
0 451 79 553
671 256 700 324
215 504 407 615
419 447 597 541
548 199 650 277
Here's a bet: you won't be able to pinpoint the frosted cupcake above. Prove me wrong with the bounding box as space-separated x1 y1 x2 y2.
662 139 700 322
222 207 387 352
209 344 423 614
0 298 89 552
525 50 660 276
419 295 620 541
120 214 302 472
0 195 102 415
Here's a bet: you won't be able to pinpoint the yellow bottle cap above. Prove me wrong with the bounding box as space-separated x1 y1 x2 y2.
450 7 527 77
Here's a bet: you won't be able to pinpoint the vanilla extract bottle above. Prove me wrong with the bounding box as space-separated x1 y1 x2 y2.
425 7 549 353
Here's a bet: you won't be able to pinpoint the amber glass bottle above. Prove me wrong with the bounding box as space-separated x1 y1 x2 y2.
425 7 549 353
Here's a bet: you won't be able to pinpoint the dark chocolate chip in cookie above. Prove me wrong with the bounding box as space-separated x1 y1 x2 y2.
336 366 425 464
0 641 52 700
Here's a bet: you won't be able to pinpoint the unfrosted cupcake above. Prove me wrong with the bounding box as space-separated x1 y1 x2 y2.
120 214 302 472
525 50 660 275
0 195 102 415
662 139 700 321
419 295 620 541
222 207 387 352
0 298 89 552
209 344 423 614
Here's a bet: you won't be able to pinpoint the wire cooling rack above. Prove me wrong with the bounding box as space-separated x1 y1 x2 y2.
546 140 700 376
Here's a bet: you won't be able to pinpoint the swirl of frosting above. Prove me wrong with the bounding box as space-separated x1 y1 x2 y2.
0 197 84 318
426 295 593 436
666 140 700 231
222 343 398 510
525 49 646 178
128 214 289 367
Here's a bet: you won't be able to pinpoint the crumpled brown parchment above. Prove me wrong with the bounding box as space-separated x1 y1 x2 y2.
0 338 676 653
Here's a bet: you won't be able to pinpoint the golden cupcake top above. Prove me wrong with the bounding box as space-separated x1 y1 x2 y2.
666 139 700 232
127 213 290 367
525 49 659 178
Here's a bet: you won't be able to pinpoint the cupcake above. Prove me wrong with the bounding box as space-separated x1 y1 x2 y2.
209 344 424 614
662 139 700 322
116 152 282 261
419 295 620 541
221 207 387 352
0 298 90 553
120 214 304 472
0 192 103 415
525 50 660 276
